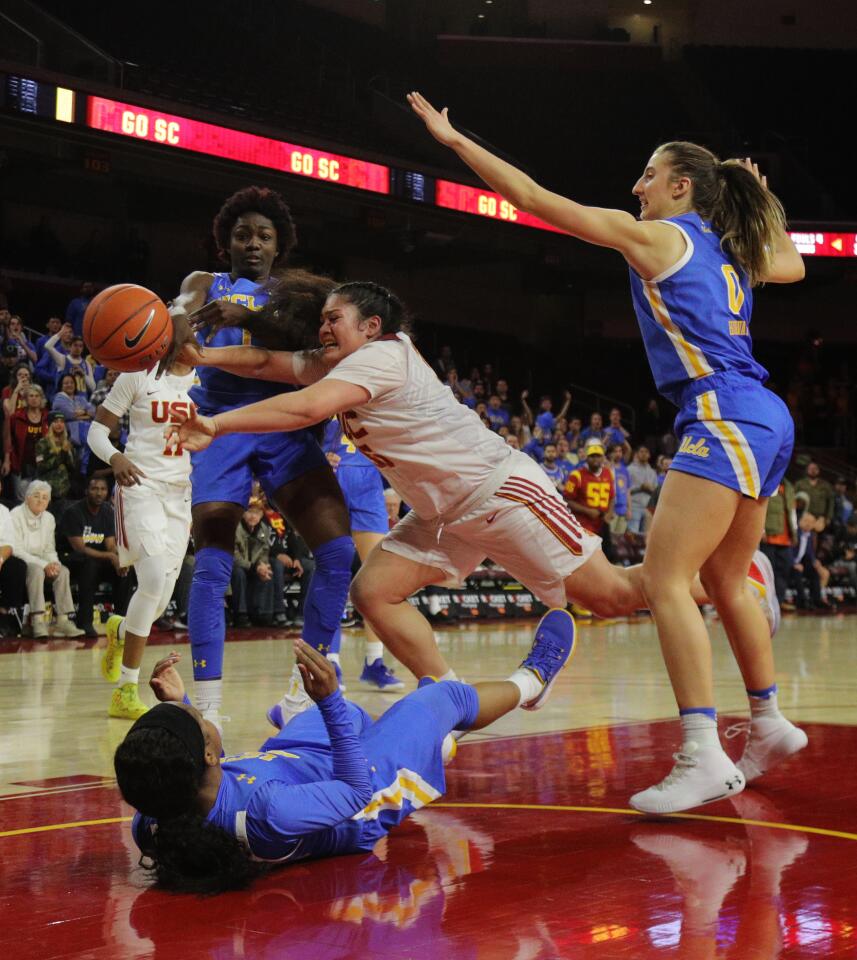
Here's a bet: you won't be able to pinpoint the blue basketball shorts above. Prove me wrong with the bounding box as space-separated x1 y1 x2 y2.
190 428 328 507
671 371 794 500
337 465 388 534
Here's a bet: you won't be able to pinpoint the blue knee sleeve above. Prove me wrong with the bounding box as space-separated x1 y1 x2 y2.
189 547 232 680
302 536 354 654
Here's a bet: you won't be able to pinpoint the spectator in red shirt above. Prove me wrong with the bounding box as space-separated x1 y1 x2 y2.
564 441 616 560
3 384 48 500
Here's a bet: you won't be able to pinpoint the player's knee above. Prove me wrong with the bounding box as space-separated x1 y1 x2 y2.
350 567 388 614
193 546 233 590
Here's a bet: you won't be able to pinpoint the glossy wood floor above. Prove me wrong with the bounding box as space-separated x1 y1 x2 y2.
1 611 856 959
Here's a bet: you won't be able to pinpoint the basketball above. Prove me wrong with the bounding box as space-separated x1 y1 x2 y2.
83 283 173 372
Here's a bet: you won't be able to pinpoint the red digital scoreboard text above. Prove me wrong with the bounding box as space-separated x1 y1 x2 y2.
86 96 390 195
435 180 566 234
789 231 857 258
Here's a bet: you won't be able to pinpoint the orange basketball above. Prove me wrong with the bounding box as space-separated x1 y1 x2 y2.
83 283 173 372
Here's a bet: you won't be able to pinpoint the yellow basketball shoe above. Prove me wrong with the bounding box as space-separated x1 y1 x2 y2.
109 682 149 720
101 615 126 683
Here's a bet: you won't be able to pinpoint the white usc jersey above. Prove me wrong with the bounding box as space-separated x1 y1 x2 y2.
318 333 515 522
101 368 196 486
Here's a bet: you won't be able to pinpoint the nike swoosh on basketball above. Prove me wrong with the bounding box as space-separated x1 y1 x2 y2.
124 309 155 348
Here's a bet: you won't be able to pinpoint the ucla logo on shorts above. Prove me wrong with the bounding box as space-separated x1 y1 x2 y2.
679 435 711 458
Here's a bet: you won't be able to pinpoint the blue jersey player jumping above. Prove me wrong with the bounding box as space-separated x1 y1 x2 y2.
321 417 404 691
409 91 808 815
114 611 576 894
166 187 353 727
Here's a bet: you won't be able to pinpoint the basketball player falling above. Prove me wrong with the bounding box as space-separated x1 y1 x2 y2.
88 353 195 719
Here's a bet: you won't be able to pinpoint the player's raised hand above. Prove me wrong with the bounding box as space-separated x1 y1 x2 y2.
150 652 186 702
110 451 146 486
741 156 768 190
293 639 339 702
407 91 461 147
188 300 254 343
165 409 218 452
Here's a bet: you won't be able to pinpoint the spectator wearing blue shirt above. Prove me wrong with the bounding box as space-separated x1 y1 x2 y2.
833 477 854 529
521 389 571 435
35 316 62 359
607 443 631 536
656 454 673 487
580 411 607 447
556 437 579 470
540 442 570 491
536 410 555 435
566 417 583 454
52 373 95 449
65 281 95 338
44 327 96 396
3 315 37 367
486 394 510 431
604 407 631 451
463 380 486 410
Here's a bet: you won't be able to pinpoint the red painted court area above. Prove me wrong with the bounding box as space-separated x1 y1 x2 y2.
2 719 855 960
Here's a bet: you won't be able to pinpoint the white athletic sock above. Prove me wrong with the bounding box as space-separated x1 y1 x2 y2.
679 712 721 750
438 669 458 682
365 640 383 662
196 678 223 712
118 665 140 687
327 652 341 665
749 691 782 723
118 619 126 641
508 667 543 707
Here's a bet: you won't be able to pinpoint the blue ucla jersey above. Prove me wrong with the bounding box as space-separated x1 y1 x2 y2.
628 213 769 406
322 417 374 469
189 273 294 413
131 683 477 865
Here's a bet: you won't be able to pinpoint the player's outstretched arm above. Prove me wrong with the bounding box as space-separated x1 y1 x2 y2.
407 91 676 277
171 378 369 451
190 342 331 385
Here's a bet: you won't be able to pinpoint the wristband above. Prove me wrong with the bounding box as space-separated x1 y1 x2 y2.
168 292 196 317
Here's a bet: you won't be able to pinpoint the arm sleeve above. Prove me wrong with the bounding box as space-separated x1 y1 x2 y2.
320 340 406 400
247 689 371 838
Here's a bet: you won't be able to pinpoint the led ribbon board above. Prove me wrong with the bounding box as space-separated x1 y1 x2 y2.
86 96 390 195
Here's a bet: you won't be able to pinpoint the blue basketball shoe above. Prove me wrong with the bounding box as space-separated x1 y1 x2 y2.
519 608 577 711
359 657 405 691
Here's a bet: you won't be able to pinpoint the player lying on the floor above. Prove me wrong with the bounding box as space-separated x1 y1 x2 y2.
114 611 575 894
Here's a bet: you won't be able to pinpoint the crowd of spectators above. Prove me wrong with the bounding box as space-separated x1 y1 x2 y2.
433 345 857 610
2 298 855 637
0 290 159 639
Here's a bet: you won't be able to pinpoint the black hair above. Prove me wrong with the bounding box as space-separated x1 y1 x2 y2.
115 727 258 894
212 186 297 265
329 281 413 336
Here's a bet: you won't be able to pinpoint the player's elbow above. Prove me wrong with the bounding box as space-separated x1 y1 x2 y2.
294 396 331 426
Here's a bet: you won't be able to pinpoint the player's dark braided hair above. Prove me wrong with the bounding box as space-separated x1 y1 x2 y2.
331 281 413 336
212 186 297 264
115 727 259 894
